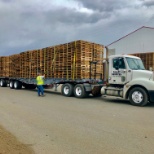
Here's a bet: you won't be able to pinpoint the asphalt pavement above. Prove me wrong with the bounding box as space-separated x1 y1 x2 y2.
0 87 154 154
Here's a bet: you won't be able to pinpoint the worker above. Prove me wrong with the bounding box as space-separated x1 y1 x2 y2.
36 72 45 96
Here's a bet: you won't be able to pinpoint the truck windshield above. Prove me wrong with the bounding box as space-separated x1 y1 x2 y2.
126 57 145 70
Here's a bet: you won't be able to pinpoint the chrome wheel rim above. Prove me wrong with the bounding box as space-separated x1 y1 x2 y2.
132 91 143 104
10 82 13 87
64 86 69 95
0 81 3 86
76 87 82 96
14 82 17 88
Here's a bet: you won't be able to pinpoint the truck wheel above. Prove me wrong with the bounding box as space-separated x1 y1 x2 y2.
61 83 74 97
74 84 88 98
14 81 22 89
0 79 7 87
129 87 148 106
9 81 14 89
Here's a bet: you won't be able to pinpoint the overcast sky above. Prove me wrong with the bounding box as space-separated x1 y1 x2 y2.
0 0 154 56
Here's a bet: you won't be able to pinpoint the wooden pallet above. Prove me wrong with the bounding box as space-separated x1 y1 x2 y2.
131 52 154 70
0 40 104 79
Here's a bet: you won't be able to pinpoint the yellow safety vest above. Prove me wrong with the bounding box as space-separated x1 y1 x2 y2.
36 76 44 85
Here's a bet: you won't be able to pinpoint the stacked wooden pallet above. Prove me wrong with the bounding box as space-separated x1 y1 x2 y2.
0 57 5 77
9 54 21 77
0 57 10 77
40 40 104 79
0 40 104 79
30 49 40 78
131 52 154 70
20 51 30 78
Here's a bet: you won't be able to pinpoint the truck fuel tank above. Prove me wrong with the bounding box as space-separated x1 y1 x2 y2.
101 86 123 97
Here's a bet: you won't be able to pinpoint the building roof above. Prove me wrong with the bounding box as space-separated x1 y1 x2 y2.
107 26 154 46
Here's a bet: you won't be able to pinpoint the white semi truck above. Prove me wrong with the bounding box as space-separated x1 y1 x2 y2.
101 53 154 106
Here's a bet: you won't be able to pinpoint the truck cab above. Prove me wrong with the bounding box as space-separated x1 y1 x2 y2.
101 54 154 106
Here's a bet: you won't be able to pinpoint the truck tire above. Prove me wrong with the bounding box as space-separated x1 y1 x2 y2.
9 81 14 89
61 83 74 97
14 81 22 89
74 84 88 98
0 79 7 87
129 87 148 106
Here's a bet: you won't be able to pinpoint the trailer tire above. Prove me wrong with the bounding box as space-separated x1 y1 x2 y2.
61 83 74 97
74 84 88 98
129 87 148 106
14 81 22 89
9 81 14 89
0 79 7 87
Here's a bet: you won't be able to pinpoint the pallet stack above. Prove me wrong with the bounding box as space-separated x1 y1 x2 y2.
0 40 104 79
41 40 104 79
131 52 154 70
0 57 5 77
30 49 41 78
9 54 21 77
0 57 10 77
20 51 30 78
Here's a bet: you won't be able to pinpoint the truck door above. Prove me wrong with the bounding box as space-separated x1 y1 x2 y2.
110 57 127 84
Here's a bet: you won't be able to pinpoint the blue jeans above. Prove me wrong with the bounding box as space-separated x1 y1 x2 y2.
37 85 44 96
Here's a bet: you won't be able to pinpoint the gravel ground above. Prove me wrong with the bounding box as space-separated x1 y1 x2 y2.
0 124 34 154
0 86 154 154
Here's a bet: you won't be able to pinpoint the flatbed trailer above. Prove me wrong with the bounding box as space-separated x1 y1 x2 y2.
0 77 103 98
0 40 104 98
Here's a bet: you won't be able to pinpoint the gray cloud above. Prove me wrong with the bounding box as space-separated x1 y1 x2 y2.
1 0 12 2
74 0 130 12
0 0 153 56
140 0 154 7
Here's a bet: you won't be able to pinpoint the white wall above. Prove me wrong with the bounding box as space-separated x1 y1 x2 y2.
108 27 154 54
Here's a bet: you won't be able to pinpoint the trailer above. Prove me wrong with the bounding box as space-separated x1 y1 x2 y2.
0 40 104 98
0 76 103 98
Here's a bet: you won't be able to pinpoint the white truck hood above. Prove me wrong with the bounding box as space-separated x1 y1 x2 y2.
132 70 153 80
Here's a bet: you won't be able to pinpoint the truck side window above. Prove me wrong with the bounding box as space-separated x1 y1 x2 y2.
113 58 125 69
113 58 119 69
119 58 126 69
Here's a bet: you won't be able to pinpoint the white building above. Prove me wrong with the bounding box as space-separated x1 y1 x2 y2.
107 26 154 55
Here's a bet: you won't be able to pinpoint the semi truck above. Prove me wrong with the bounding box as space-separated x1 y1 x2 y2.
0 42 154 106
101 51 154 106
